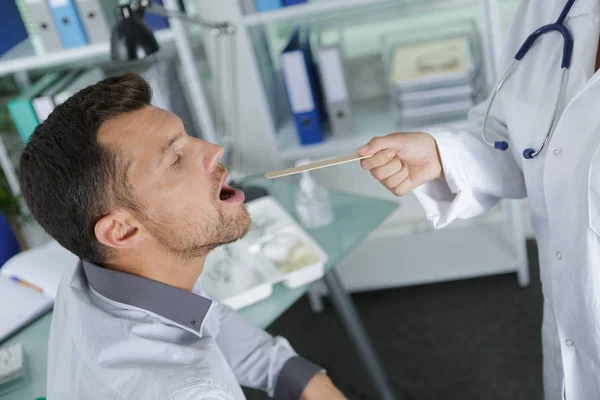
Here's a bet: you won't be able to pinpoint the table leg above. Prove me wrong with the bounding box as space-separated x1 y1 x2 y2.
307 283 325 314
323 269 405 400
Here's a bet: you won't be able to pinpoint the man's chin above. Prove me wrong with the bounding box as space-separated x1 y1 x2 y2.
212 206 251 249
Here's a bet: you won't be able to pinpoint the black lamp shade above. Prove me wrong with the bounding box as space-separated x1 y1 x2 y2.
111 5 159 62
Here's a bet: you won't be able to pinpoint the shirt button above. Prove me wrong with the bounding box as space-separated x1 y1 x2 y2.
565 339 574 347
554 148 562 157
556 251 562 260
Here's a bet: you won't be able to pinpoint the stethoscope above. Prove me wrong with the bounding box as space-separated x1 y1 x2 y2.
481 0 576 159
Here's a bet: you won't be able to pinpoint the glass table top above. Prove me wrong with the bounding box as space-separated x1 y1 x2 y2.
237 177 399 328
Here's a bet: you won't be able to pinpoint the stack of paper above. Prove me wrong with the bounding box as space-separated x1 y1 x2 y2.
0 241 78 343
389 36 476 126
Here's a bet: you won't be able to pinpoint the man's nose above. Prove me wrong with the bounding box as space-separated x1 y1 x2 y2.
200 142 224 172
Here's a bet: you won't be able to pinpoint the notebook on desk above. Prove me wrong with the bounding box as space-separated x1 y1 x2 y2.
0 241 78 343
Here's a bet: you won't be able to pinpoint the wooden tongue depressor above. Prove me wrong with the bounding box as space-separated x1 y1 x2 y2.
264 153 373 179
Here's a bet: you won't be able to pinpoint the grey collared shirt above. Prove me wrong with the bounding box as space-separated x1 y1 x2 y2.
47 260 322 399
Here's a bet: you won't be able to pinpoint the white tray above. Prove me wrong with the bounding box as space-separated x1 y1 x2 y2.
199 243 283 310
243 196 328 289
199 196 329 309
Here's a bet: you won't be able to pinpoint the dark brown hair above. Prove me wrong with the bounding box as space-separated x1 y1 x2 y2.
19 72 152 262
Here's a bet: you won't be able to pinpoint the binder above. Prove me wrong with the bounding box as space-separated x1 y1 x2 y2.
32 70 81 123
317 46 354 137
48 0 89 48
255 0 282 12
0 2 29 57
16 0 44 55
53 67 107 105
283 0 307 5
76 0 112 44
135 0 169 31
239 0 256 13
281 29 324 145
8 73 63 143
21 0 63 53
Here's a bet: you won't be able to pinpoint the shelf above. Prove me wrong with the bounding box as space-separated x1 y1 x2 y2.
276 98 468 162
0 28 199 78
241 0 477 27
337 220 521 292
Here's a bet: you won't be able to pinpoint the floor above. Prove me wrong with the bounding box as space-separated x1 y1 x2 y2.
244 240 544 400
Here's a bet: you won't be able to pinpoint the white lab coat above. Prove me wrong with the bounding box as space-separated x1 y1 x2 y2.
412 0 600 398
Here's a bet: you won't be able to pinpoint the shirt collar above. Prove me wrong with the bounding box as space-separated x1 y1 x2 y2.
82 260 213 334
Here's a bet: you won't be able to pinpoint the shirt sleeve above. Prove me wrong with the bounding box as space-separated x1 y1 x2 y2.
203 302 324 399
167 382 235 400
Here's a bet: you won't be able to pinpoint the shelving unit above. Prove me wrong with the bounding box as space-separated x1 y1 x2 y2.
338 220 526 292
240 0 479 27
190 0 530 293
276 97 470 161
0 28 202 78
0 0 528 290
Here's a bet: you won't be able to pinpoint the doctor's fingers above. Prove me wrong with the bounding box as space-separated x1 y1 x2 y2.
389 173 414 196
361 149 397 170
382 164 409 191
370 157 403 181
358 134 405 157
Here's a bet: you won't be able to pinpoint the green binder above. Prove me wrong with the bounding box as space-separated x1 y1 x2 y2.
7 73 62 143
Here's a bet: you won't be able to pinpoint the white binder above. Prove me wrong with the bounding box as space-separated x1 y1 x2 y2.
53 67 106 105
76 0 112 44
22 0 63 52
31 70 80 123
317 46 354 137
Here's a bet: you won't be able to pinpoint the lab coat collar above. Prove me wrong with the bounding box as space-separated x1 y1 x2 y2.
82 260 213 334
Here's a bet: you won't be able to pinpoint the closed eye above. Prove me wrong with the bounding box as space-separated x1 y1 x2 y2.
170 154 182 168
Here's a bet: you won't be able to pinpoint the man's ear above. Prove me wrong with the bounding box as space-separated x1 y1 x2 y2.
95 211 145 250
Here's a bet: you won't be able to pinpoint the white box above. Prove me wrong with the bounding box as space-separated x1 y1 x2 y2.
199 196 328 309
244 196 328 289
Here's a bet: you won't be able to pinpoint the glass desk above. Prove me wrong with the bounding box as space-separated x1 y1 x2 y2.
0 178 401 400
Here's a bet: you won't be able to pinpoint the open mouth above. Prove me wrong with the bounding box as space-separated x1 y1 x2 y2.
218 172 246 204
219 183 237 201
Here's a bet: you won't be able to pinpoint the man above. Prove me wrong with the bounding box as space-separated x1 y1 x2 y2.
19 73 345 399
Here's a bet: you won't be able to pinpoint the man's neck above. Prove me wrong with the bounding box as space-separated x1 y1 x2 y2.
106 252 207 292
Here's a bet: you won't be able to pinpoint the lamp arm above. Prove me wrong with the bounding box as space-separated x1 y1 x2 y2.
132 0 236 34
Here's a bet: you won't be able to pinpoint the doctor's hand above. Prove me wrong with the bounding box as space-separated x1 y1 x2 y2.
302 374 347 400
358 132 443 196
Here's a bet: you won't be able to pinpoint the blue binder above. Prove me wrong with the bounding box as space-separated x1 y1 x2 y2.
256 0 282 12
283 0 308 6
48 0 88 48
0 2 28 57
281 29 325 146
136 0 170 31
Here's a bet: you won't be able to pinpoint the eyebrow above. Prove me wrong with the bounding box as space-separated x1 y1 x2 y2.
157 131 185 165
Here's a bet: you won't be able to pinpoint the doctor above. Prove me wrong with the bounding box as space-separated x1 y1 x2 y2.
358 0 600 398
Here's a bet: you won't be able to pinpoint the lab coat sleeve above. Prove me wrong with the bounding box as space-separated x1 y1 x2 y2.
413 104 526 228
412 3 533 229
206 302 324 399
